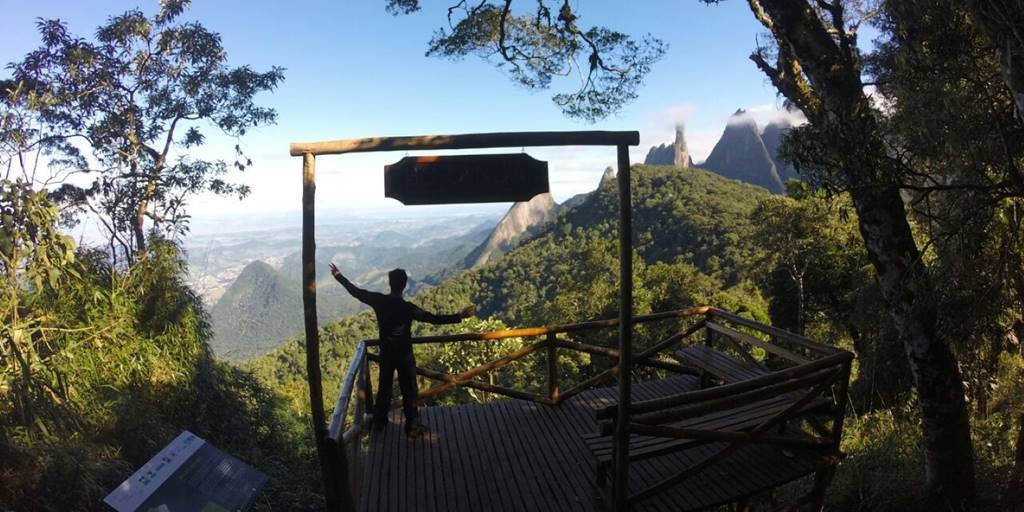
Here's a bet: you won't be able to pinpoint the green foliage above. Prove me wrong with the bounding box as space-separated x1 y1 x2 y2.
9 0 284 261
1 179 79 430
0 191 317 510
389 0 666 121
434 317 534 403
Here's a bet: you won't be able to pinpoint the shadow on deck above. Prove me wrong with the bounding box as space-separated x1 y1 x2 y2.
362 375 833 512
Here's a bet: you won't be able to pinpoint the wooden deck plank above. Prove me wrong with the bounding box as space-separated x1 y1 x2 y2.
411 413 430 512
450 405 482 512
530 401 594 510
501 399 577 511
485 399 535 511
361 424 380 511
358 374 830 512
676 345 768 383
437 404 468 511
459 403 495 512
473 401 520 512
582 380 684 512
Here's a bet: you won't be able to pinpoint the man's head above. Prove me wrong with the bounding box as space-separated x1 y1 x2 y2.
389 268 408 294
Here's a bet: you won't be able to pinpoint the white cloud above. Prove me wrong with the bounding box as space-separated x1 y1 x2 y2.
744 103 808 127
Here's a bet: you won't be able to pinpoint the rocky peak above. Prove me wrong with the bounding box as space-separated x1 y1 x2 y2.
702 110 784 193
644 123 692 168
761 119 797 185
599 166 616 188
464 192 557 269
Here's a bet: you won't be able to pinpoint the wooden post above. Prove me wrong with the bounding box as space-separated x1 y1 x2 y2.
611 145 633 511
701 315 714 388
547 333 560 402
302 153 354 512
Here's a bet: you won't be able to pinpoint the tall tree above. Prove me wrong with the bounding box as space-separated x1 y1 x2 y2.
9 0 283 263
730 1 977 506
872 2 1024 504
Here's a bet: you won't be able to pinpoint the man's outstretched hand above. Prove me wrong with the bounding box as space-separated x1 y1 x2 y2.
459 306 477 319
329 262 342 280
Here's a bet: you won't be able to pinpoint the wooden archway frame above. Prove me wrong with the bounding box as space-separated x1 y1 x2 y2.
289 130 639 511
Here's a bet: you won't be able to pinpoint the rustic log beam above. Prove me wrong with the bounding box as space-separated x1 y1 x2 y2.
301 153 353 512
706 321 810 365
625 423 833 449
290 130 640 156
546 333 560 401
458 378 551 403
416 340 543 399
557 367 621 404
829 360 852 450
629 376 838 506
598 351 852 420
630 368 838 426
715 329 770 370
362 306 712 346
408 364 552 403
612 143 633 512
708 308 837 355
329 343 366 441
551 339 694 374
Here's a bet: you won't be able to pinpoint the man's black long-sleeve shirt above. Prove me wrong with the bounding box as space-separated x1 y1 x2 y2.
336 276 462 356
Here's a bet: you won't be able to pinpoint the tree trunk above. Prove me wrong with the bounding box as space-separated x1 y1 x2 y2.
749 1 978 507
133 202 147 255
1011 413 1024 503
852 186 976 508
133 162 164 256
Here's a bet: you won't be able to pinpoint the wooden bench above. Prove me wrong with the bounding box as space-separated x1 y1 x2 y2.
585 313 853 510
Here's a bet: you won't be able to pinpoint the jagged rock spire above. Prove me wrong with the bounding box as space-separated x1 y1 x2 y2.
673 123 690 169
644 124 691 169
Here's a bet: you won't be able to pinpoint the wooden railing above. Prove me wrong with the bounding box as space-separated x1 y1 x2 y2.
324 306 849 508
592 308 852 509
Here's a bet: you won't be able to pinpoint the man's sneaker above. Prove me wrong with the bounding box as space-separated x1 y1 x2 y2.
405 422 428 439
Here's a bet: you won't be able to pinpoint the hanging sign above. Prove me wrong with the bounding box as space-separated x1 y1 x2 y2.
384 153 549 205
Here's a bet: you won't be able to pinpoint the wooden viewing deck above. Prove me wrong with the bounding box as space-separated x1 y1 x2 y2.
323 307 851 511
362 375 835 512
293 132 851 510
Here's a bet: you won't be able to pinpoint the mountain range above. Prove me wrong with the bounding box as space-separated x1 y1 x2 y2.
205 217 495 360
644 109 797 194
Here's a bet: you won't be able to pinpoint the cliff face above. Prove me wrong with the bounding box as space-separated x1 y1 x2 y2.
761 119 798 185
644 124 692 168
702 110 785 194
464 192 558 269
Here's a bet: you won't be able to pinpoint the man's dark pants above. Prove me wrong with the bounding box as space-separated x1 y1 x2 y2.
373 350 419 429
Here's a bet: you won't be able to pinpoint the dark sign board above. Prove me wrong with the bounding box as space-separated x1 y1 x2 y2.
104 431 267 512
384 153 549 205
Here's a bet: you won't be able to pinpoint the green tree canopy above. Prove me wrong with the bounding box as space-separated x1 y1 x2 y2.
386 0 666 121
8 0 284 263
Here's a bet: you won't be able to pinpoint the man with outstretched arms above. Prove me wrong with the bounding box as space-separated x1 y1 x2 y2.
330 263 475 438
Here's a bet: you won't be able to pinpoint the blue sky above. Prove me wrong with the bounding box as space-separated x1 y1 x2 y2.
1 1 852 231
